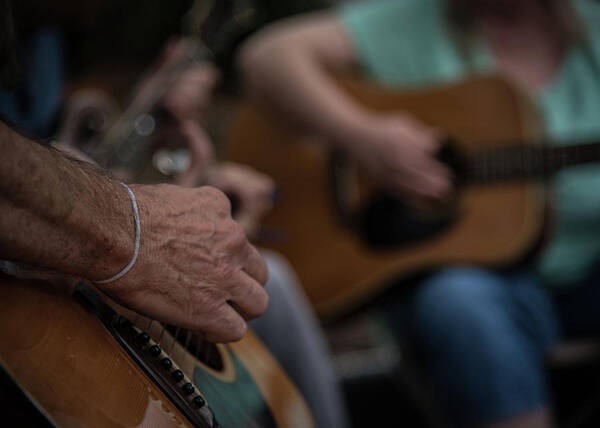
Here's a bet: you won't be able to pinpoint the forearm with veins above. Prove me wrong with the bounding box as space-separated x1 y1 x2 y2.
0 121 133 280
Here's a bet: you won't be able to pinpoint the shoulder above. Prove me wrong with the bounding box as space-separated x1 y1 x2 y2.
336 0 466 86
572 0 600 17
340 0 437 22
572 0 600 39
571 0 600 60
339 0 444 40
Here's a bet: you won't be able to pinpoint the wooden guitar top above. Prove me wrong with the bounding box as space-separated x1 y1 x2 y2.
0 275 313 428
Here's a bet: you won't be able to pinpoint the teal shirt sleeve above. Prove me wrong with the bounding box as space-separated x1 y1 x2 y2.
339 0 491 88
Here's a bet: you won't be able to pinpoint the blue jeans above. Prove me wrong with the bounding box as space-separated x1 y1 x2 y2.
387 266 600 427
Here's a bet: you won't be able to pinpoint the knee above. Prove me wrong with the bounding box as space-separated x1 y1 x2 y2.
263 250 298 291
259 249 318 325
411 267 507 344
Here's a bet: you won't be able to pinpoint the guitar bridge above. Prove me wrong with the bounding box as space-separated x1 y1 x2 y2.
74 282 220 428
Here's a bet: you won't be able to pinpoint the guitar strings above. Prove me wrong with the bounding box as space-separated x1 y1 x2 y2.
206 335 215 369
128 311 221 376
175 327 186 366
128 315 269 426
145 318 153 337
183 329 192 367
169 326 181 357
194 332 205 362
157 322 167 349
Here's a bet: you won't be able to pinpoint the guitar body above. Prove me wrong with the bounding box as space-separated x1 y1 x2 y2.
226 76 545 317
0 275 313 428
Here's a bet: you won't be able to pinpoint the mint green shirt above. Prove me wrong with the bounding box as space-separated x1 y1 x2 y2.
341 0 600 286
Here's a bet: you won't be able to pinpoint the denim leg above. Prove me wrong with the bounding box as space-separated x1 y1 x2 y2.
406 267 560 427
249 250 350 428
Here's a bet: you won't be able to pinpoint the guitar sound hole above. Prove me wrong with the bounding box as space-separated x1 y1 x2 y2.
165 325 224 372
359 193 458 249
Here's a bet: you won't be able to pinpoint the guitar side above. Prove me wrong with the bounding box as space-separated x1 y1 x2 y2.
226 76 546 318
0 275 313 428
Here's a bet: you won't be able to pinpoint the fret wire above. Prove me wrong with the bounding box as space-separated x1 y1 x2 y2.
570 145 578 164
533 145 541 176
524 146 532 175
467 154 484 182
535 145 543 176
457 140 600 184
508 147 516 177
516 146 525 177
498 147 505 180
569 145 578 166
557 145 568 170
482 151 490 182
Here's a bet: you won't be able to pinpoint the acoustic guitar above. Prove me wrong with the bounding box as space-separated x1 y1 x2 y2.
226 75 600 318
0 274 314 427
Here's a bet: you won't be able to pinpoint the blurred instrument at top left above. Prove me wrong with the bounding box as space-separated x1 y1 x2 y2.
58 38 211 181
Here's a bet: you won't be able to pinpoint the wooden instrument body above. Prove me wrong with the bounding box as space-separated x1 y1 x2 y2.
0 276 313 428
226 76 544 317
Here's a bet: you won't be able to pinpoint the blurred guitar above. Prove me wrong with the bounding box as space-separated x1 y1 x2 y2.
0 275 313 427
227 75 600 318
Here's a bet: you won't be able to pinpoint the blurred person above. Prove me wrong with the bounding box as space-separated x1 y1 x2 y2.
134 39 350 428
238 0 600 427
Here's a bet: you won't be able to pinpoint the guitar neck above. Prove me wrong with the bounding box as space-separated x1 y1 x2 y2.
463 140 600 183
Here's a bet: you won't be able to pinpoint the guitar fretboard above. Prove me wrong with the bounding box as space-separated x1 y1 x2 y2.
463 140 600 183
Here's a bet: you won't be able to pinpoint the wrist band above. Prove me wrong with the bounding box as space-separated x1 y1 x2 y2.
95 183 140 284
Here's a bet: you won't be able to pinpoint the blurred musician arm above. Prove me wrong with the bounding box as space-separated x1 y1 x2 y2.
147 36 352 428
237 12 451 202
146 39 276 237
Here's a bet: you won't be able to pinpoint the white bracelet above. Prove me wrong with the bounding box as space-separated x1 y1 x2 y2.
95 183 140 284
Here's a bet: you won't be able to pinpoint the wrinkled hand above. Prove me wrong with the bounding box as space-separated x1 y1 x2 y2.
346 113 453 201
207 162 276 236
96 184 268 343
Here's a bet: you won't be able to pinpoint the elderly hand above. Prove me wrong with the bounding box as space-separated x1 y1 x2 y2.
345 113 453 202
95 184 269 343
